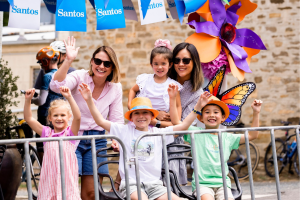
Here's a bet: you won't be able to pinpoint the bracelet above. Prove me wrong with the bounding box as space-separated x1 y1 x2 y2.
193 108 202 116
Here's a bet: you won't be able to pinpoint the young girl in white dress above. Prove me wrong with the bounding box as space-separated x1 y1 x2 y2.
128 39 182 128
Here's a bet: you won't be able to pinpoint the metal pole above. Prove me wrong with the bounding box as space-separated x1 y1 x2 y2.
244 130 255 200
296 128 300 176
59 140 66 200
270 129 281 200
24 141 33 200
134 138 142 200
190 132 201 200
162 134 172 200
218 130 228 200
91 138 99 200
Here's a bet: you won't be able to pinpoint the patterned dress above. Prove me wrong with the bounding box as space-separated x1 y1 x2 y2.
38 126 81 200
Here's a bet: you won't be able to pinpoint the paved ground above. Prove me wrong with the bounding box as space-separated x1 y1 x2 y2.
16 180 300 200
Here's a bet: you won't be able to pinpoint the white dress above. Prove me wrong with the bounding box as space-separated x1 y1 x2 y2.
136 74 182 112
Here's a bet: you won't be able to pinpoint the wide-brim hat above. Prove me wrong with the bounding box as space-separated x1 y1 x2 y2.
197 96 230 121
125 97 159 121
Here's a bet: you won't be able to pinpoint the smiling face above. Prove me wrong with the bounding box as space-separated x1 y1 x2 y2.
48 106 71 132
174 48 194 82
130 109 154 131
199 105 225 130
91 51 113 80
151 54 171 79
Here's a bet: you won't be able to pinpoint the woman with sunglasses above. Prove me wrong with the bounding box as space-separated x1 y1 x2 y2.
50 37 124 200
167 42 204 186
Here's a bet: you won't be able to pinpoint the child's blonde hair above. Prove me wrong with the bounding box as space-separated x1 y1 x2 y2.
47 99 72 118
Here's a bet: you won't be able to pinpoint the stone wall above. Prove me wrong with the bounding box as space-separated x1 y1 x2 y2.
71 0 300 152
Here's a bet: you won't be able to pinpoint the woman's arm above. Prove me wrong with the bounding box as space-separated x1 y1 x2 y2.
168 84 181 125
60 86 81 136
31 90 48 106
53 36 80 82
239 100 263 144
79 83 112 132
175 91 182 122
24 89 43 135
128 84 139 110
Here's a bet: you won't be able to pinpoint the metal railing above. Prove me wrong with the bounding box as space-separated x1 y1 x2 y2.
0 125 299 200
0 135 131 200
133 125 300 200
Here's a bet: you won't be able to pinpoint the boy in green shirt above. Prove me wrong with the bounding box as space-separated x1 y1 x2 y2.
168 83 263 200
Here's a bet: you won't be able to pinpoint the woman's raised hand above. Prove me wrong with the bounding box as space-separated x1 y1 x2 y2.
25 88 36 100
79 83 92 101
60 86 72 99
63 36 80 62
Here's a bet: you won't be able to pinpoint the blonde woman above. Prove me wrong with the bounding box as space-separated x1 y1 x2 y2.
50 37 124 200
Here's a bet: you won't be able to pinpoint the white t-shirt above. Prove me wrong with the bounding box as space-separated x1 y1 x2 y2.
110 123 174 184
136 74 182 112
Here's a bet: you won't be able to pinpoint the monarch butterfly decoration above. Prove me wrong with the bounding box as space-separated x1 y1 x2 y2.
203 66 256 126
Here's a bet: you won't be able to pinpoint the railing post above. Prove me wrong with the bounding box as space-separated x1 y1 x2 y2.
24 141 33 200
218 130 228 200
91 138 100 200
134 139 142 200
58 140 66 200
190 132 201 200
244 130 255 200
162 134 172 200
270 129 281 200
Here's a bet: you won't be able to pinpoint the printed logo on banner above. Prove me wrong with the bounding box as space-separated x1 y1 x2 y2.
55 0 87 32
95 0 126 30
122 0 138 21
138 0 167 25
8 0 41 30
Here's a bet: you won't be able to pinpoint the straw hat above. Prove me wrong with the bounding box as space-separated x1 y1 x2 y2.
125 97 159 121
197 96 230 121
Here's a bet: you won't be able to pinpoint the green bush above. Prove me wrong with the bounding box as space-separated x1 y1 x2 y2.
0 59 19 139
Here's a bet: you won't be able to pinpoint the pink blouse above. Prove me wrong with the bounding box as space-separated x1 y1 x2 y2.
49 70 124 138
42 126 75 145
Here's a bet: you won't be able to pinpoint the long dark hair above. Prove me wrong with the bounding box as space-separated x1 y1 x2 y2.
168 43 204 92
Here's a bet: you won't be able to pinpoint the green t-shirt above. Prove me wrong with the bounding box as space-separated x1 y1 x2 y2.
184 126 241 191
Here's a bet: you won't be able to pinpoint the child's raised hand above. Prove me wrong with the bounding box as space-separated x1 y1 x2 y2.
60 86 72 98
25 88 36 100
251 99 263 114
168 83 178 99
197 91 213 110
79 83 92 101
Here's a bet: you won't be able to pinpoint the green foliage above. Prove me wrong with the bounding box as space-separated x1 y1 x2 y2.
0 59 19 139
3 12 9 26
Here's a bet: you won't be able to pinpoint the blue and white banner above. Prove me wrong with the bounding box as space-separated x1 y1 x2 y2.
56 0 86 32
8 0 40 30
95 0 126 30
138 0 167 25
122 0 137 21
43 0 56 14
184 0 206 14
0 0 10 12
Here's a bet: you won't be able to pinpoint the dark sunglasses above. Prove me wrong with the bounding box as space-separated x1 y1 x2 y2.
93 58 112 68
174 58 192 65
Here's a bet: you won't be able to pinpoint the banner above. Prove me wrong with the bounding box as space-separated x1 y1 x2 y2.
122 0 138 21
95 0 126 30
0 0 10 12
184 0 206 14
56 0 87 32
8 0 41 30
43 0 56 14
138 0 167 25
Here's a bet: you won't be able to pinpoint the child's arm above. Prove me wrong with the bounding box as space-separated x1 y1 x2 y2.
173 91 212 132
24 89 43 135
79 83 112 132
128 84 139 110
60 86 81 136
169 84 182 125
239 99 263 144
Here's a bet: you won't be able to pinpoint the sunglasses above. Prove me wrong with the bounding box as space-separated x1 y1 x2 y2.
93 58 112 68
174 58 192 65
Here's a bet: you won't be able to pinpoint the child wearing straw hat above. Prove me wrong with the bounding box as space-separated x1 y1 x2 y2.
78 82 213 200
168 84 263 200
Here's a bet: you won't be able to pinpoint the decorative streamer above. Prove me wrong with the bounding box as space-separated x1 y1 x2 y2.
55 0 87 32
95 0 126 30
